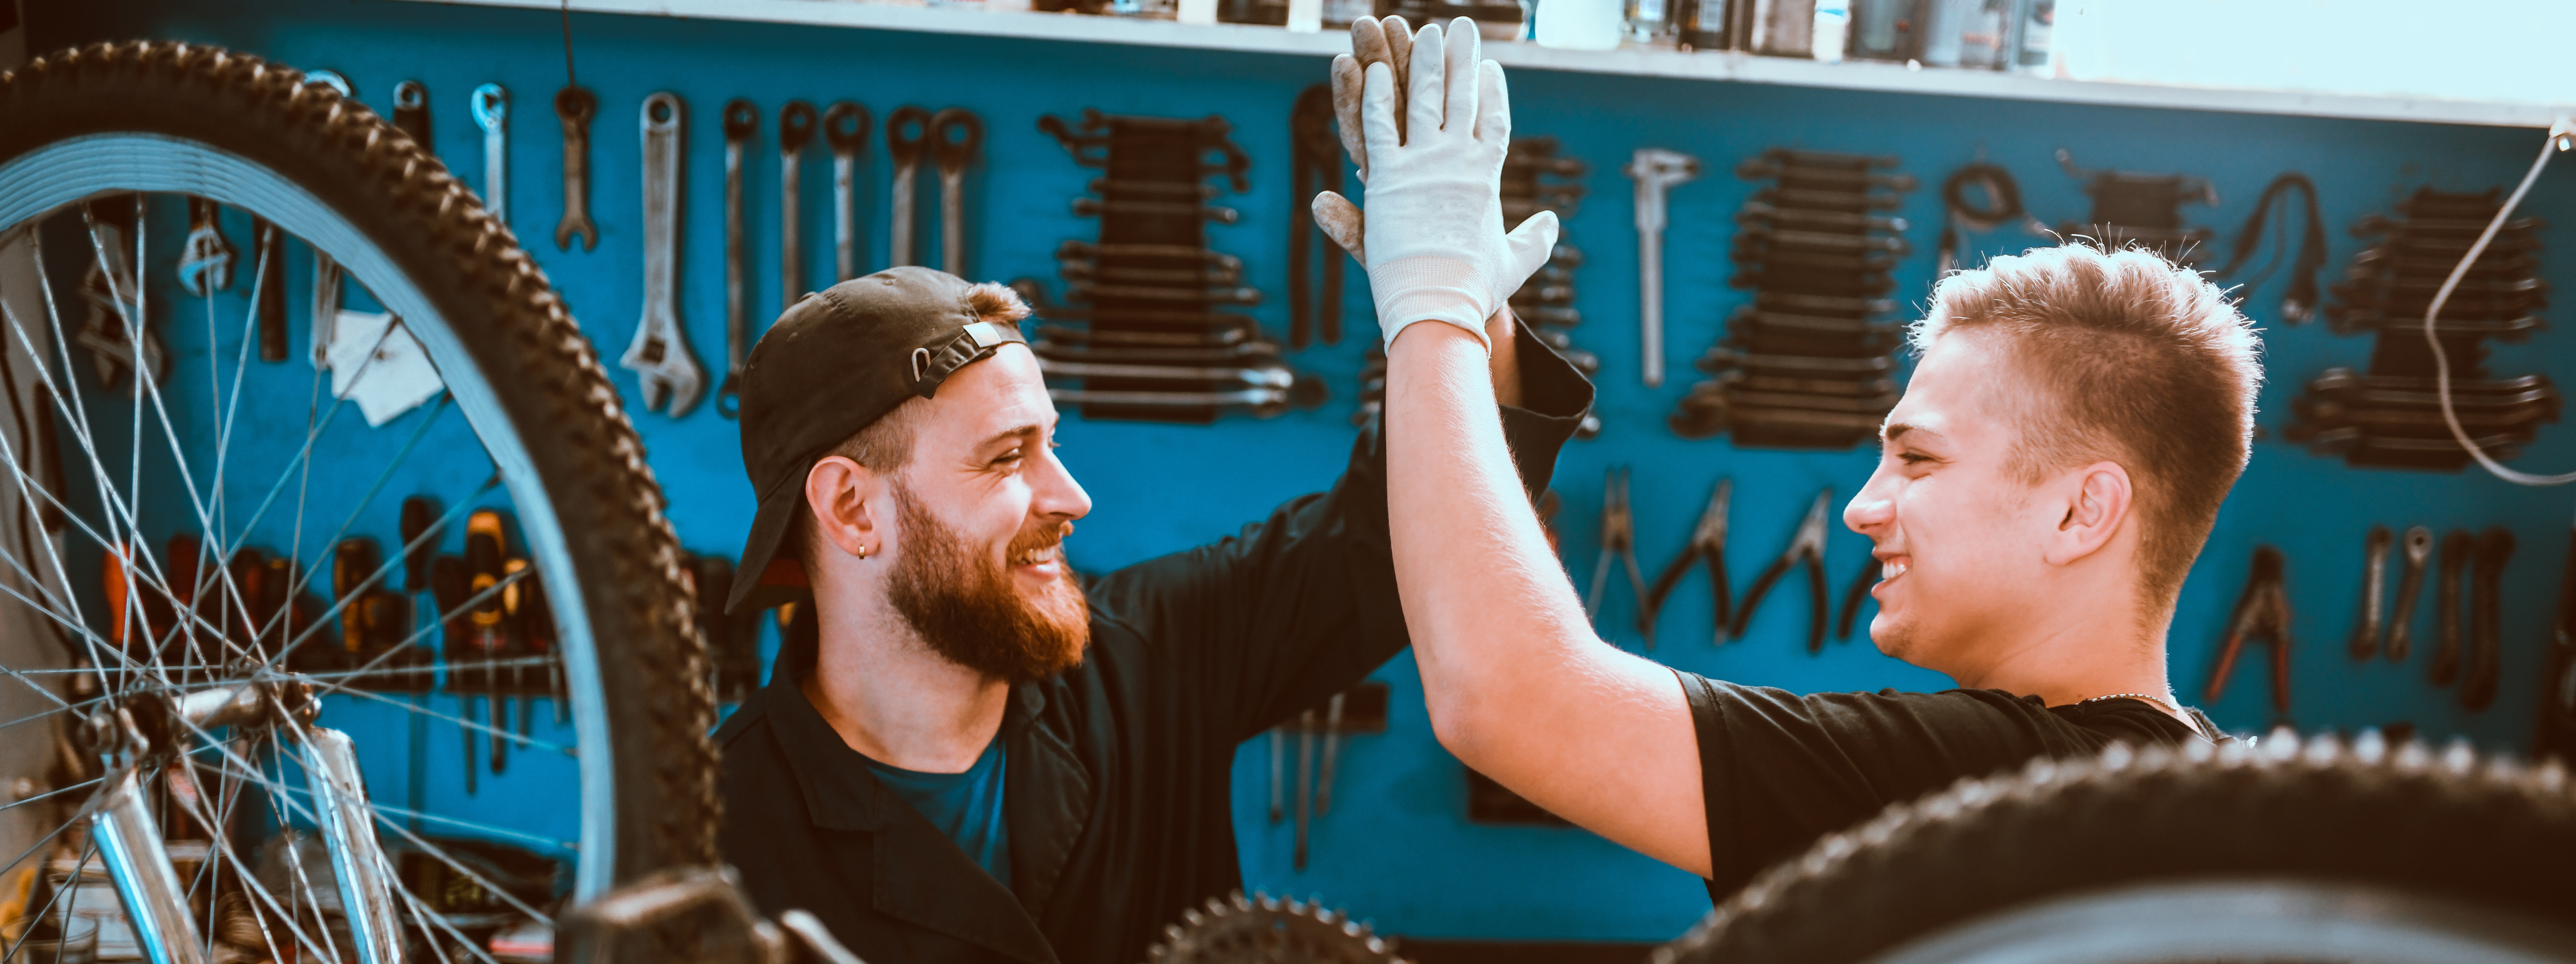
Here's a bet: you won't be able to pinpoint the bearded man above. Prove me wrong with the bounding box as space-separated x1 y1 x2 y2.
711 267 1591 964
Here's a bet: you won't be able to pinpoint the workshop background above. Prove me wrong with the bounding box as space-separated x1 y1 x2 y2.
32 0 2576 945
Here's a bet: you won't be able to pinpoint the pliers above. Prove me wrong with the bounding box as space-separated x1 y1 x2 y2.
1731 489 1832 653
1641 478 1730 649
1585 466 1650 643
2203 544 2291 713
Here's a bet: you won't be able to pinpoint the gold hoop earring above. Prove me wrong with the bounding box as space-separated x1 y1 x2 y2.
855 545 870 560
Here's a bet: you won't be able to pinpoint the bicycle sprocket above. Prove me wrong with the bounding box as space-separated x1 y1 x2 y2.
1145 891 1407 964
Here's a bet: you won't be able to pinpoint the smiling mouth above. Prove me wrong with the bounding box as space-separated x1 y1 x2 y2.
1878 556 1909 583
1012 544 1060 567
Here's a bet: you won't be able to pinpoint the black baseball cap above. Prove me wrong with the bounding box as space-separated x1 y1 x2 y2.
727 266 1026 614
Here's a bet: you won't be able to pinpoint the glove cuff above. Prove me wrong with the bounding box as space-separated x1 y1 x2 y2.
1372 255 1494 352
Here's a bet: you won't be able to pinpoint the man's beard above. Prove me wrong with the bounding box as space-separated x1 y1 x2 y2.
884 482 1090 684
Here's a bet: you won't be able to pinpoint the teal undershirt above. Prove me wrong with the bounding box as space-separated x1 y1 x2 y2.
862 736 1012 886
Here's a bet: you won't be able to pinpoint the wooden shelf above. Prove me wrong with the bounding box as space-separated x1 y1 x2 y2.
408 0 2570 129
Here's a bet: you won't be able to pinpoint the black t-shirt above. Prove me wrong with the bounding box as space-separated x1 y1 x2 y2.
1677 670 2207 903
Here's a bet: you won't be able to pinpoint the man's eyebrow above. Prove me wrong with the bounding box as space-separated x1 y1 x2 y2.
974 423 1044 451
1882 422 1945 444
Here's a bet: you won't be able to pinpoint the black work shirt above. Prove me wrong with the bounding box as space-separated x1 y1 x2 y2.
716 326 1592 964
1677 671 2206 903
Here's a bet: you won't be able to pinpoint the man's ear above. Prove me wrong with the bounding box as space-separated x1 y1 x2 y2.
2042 461 2133 567
805 455 883 563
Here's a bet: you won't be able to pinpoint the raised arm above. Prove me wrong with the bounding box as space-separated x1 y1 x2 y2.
1337 19 1713 876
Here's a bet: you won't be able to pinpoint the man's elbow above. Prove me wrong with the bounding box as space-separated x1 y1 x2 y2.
1425 687 1506 769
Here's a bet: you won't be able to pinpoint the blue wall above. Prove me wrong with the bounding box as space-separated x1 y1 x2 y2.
40 0 2576 942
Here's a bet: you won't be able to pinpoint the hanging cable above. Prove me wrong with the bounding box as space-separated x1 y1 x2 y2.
2218 172 2326 324
1937 161 2027 275
2428 116 2576 487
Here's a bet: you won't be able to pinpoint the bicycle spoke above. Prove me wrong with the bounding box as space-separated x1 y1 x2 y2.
292 679 572 756
0 775 99 815
1 837 99 964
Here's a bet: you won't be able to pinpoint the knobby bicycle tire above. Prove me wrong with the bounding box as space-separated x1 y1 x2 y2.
0 41 720 889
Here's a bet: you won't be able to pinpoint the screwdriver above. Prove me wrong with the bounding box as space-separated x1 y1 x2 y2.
430 553 474 795
334 537 381 668
503 557 535 737
400 495 443 690
465 510 510 775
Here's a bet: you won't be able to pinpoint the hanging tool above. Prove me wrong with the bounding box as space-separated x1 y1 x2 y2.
781 100 817 304
470 83 509 227
393 80 431 147
503 557 536 736
1293 707 1316 871
2350 524 2391 660
931 108 984 278
311 230 344 369
1732 489 1832 653
718 99 758 421
1640 477 1730 649
334 537 382 662
1268 725 1285 825
2461 527 2513 712
1834 554 1875 642
178 197 235 297
75 196 167 388
2429 529 2474 687
2217 172 2326 324
429 554 475 794
251 215 287 364
824 101 869 284
554 86 600 251
2203 544 2290 713
2387 526 2432 662
1315 691 1345 816
886 106 931 268
1584 467 1649 640
465 510 511 774
621 92 706 416
1626 148 1699 389
1935 160 2030 275
1288 84 1344 349
305 69 351 99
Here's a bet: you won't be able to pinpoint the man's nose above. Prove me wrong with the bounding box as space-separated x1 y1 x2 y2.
1030 444 1093 522
1844 469 1895 535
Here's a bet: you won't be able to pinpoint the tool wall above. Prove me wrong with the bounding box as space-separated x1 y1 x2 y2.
42 0 2576 945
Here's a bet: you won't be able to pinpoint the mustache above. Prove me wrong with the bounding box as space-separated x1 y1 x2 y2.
1009 520 1074 557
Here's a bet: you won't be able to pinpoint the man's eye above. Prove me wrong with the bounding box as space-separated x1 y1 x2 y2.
1898 452 1934 465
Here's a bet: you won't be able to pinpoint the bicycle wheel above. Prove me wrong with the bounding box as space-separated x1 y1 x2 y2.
0 41 716 962
1656 731 2576 964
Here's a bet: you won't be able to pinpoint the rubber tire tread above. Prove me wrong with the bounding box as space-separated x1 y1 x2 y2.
1657 734 2576 964
0 42 720 884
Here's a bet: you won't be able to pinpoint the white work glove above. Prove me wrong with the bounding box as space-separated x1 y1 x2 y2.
1311 17 1558 350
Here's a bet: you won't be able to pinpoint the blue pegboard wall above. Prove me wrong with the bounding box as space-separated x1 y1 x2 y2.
37 0 2576 943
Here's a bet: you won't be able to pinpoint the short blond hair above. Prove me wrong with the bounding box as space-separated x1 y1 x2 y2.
1914 242 2261 607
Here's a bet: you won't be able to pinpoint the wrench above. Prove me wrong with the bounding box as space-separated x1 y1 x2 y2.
2461 527 2513 712
717 99 757 420
1626 148 1699 389
252 216 287 364
931 108 983 277
304 69 351 99
470 83 508 227
393 80 431 149
2386 526 2432 662
2428 528 2473 687
178 196 235 297
621 92 706 416
885 106 931 267
781 101 817 304
554 86 600 251
2349 524 2390 660
823 102 869 283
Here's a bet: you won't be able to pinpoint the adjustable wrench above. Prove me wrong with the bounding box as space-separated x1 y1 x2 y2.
717 99 757 420
2386 526 2432 662
823 102 869 283
1626 148 1699 388
2349 525 2390 660
781 101 816 305
886 106 931 267
621 92 706 416
931 108 983 277
470 83 508 227
2461 527 2513 712
2428 529 2473 687
554 86 599 251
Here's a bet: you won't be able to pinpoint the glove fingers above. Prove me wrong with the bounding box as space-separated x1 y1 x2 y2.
1360 61 1402 167
1443 16 1478 132
1312 192 1366 262
1476 58 1511 145
1330 54 1368 180
1405 22 1445 140
1381 16 1414 141
1504 210 1561 285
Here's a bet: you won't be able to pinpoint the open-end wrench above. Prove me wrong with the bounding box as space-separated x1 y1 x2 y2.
717 99 757 421
470 83 509 227
2461 527 2513 712
2349 525 2390 660
2386 526 2432 662
305 69 351 99
886 106 931 267
178 197 235 297
931 108 983 278
823 102 869 283
393 80 431 149
621 92 706 417
2428 529 2473 686
554 86 599 251
1626 148 1699 388
781 101 816 306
